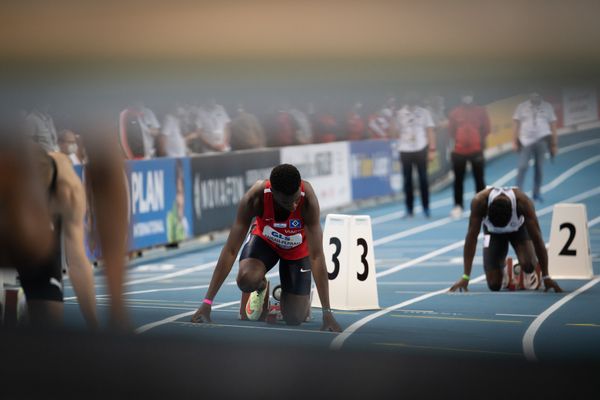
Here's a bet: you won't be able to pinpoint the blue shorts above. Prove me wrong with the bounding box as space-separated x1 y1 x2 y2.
239 235 312 296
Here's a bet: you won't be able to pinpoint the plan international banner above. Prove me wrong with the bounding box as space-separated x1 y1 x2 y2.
127 158 193 251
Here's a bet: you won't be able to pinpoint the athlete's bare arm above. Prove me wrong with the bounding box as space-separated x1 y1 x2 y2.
516 190 562 292
191 181 263 323
50 153 99 329
449 189 490 292
302 182 342 332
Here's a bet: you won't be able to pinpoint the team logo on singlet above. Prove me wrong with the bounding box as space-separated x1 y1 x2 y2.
289 219 302 229
262 226 302 250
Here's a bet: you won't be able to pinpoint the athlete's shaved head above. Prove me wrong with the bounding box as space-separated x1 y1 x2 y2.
270 164 301 195
488 196 512 227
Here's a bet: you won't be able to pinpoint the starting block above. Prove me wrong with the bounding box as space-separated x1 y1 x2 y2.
239 280 270 321
503 257 542 291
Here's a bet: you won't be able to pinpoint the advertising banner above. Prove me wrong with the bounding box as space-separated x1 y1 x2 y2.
562 88 598 126
350 140 402 200
191 149 280 235
127 158 194 251
280 142 352 211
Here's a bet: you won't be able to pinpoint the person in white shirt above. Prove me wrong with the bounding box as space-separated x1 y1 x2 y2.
513 92 558 202
161 104 191 158
396 93 437 217
195 99 231 153
131 101 161 158
57 129 83 165
25 105 59 152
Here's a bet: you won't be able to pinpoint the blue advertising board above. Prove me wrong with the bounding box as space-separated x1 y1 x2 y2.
127 157 194 251
350 140 402 200
75 158 194 261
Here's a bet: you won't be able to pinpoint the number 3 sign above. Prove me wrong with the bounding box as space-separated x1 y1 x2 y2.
311 214 380 310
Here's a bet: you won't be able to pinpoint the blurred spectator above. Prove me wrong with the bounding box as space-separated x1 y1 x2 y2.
25 104 59 152
312 100 340 143
132 101 161 158
513 91 558 202
195 98 231 153
229 105 266 151
289 103 313 145
424 94 448 131
344 101 367 141
396 93 436 218
367 108 393 139
57 129 83 165
161 103 191 158
264 101 299 147
178 102 202 154
448 91 490 218
382 95 397 119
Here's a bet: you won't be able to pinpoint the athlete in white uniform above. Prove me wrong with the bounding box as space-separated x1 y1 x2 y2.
450 187 562 292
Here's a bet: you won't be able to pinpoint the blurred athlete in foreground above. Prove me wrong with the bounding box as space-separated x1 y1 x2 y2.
0 108 130 330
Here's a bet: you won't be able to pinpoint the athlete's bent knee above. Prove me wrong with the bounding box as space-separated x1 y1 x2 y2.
237 270 263 293
488 281 502 291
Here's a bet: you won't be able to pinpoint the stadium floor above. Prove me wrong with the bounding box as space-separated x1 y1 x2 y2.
64 129 600 362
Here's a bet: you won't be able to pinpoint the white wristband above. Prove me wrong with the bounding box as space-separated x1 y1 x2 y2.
542 275 550 280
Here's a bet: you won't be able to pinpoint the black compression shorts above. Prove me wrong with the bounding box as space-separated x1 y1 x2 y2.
239 234 312 296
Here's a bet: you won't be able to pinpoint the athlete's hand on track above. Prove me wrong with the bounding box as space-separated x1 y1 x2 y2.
543 278 563 293
321 312 342 332
191 303 212 323
449 277 469 292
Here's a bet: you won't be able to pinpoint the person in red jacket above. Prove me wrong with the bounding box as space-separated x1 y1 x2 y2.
345 101 367 141
191 164 341 332
448 91 491 219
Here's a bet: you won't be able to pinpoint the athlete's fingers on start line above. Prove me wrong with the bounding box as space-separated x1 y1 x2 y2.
191 308 212 323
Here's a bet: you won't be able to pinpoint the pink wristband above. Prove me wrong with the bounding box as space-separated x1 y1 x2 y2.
203 298 213 305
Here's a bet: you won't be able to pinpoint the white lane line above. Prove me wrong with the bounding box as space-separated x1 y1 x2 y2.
373 156 600 249
332 198 600 351
523 277 600 362
373 217 454 246
89 149 600 302
172 321 338 335
133 270 280 333
522 214 600 361
126 261 217 286
540 155 600 193
376 240 466 278
135 300 240 334
589 215 600 227
329 275 487 350
497 314 538 318
492 138 600 188
133 149 600 334
119 188 600 304
372 137 600 224
74 269 280 301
